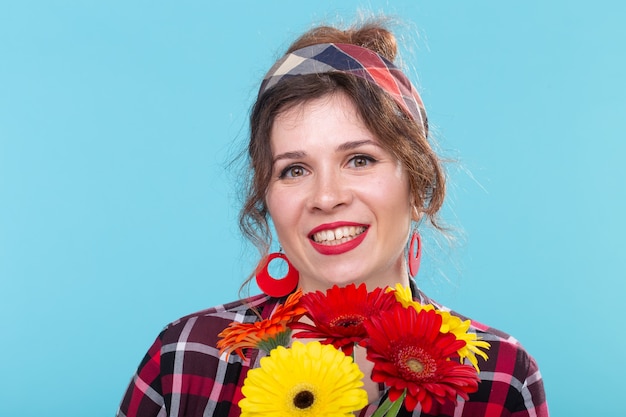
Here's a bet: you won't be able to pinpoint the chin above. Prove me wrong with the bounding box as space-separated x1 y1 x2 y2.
299 275 359 293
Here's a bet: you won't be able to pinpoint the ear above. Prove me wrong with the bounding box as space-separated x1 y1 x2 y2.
411 205 423 222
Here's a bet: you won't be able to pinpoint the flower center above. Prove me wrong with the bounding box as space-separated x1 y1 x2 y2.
406 358 424 373
330 314 364 328
293 390 315 409
396 346 437 381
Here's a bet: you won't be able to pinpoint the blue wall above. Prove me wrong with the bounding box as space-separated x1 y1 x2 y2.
1 1 625 415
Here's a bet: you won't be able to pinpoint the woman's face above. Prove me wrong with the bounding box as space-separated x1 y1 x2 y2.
265 92 413 292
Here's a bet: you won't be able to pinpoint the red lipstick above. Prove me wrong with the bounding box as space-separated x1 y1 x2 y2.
309 222 368 255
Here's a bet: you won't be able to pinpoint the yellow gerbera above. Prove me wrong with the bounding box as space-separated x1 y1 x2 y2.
388 283 420 309
388 284 490 371
239 341 368 417
436 309 490 371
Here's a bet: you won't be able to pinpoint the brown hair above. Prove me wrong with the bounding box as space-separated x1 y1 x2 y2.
239 22 446 261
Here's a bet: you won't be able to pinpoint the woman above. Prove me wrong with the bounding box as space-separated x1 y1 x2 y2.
117 21 548 417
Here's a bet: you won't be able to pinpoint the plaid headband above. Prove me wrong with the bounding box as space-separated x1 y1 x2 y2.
259 43 428 136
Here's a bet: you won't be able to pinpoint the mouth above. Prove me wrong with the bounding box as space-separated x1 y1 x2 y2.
310 225 368 246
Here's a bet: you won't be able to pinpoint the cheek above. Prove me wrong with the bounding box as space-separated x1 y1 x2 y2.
265 189 280 222
375 168 411 205
266 187 298 232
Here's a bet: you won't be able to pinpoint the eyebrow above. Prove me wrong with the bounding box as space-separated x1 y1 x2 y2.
272 151 306 164
272 140 380 164
336 139 380 152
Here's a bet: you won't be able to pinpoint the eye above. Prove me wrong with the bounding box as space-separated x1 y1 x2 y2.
348 155 376 168
279 165 308 179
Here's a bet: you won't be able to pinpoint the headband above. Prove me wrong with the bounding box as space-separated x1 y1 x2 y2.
259 43 428 136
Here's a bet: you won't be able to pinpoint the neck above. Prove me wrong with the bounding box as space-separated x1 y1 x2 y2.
298 266 411 293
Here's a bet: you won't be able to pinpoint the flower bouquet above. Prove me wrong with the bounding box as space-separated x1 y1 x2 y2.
217 284 490 417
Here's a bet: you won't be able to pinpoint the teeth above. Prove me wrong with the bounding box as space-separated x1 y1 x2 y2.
312 226 366 245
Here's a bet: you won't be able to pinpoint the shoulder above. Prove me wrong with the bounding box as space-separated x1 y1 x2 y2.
461 321 547 415
118 295 280 417
424 292 539 379
469 319 548 414
467 317 540 384
416 288 528 360
417 290 548 415
151 294 281 403
156 293 275 347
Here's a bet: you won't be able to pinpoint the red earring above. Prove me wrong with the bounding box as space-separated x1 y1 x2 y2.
408 232 422 277
255 253 299 298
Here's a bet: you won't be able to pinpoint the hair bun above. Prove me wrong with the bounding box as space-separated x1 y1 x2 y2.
287 21 398 62
348 24 397 61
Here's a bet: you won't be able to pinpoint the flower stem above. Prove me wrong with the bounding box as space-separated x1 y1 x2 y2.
370 398 393 417
370 390 406 417
385 391 406 417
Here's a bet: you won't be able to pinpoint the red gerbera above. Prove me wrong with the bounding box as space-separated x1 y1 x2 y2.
290 283 397 356
362 304 480 413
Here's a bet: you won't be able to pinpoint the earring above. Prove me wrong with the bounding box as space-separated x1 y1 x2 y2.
255 252 299 298
408 231 422 277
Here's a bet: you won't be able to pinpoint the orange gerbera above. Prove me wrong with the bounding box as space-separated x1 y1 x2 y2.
217 289 306 359
290 283 397 356
363 304 480 413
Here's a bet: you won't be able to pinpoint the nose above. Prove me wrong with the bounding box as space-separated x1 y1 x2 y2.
307 168 353 212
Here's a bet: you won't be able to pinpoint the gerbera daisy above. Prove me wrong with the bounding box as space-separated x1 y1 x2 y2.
239 341 368 417
388 284 490 371
387 283 421 309
363 304 480 413
435 310 490 371
217 289 306 359
290 283 397 356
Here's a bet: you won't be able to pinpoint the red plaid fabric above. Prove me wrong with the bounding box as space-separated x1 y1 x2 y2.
259 43 428 136
117 285 548 417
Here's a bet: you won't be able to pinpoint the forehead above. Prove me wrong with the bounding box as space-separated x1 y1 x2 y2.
270 92 375 149
274 92 359 123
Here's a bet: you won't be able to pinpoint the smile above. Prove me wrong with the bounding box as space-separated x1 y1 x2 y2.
308 223 369 255
311 226 367 246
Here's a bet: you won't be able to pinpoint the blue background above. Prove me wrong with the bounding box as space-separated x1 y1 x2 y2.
1 1 624 415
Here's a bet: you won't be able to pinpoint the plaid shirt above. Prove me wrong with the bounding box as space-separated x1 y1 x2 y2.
117 288 548 417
